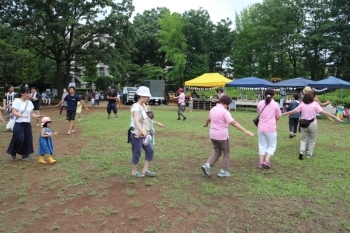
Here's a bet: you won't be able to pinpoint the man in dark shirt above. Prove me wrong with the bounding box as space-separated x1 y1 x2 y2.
107 86 118 119
55 86 89 135
30 87 41 126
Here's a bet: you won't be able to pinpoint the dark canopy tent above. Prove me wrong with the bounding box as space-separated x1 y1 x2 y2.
225 77 274 88
272 77 316 88
310 77 350 99
310 77 350 89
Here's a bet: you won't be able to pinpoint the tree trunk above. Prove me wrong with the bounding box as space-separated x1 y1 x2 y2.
56 60 63 98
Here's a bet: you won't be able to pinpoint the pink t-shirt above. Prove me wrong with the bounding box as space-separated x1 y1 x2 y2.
178 93 185 105
208 104 234 140
257 99 281 133
295 101 323 124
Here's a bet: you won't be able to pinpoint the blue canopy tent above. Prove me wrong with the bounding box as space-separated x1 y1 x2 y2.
310 77 350 99
225 77 274 88
310 76 350 89
272 77 316 88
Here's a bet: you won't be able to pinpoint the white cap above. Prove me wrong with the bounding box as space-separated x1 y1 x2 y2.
137 86 152 97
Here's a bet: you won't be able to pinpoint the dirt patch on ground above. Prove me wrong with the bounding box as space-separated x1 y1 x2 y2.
1 104 349 233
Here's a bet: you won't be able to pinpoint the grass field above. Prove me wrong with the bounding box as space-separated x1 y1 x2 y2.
0 106 349 233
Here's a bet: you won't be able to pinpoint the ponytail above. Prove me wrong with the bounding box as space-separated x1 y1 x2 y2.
264 88 275 105
265 95 272 105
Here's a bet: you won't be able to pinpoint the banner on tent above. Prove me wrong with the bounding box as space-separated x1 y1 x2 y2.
312 88 328 92
185 86 222 90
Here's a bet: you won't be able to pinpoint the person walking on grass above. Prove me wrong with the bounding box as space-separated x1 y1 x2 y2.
54 86 89 135
301 86 333 153
336 102 344 120
212 88 225 103
4 84 17 132
37 117 57 164
0 106 6 123
174 88 186 121
76 101 83 121
58 88 68 116
201 95 254 177
7 86 43 161
129 86 165 178
286 93 300 138
257 88 281 169
94 91 100 106
107 86 118 119
30 87 42 127
282 93 342 160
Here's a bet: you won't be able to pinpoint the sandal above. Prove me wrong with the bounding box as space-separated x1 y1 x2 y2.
133 172 144 178
67 132 71 135
144 170 156 177
71 130 76 133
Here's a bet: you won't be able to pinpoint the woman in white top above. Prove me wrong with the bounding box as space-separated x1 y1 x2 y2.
129 86 164 177
7 86 43 161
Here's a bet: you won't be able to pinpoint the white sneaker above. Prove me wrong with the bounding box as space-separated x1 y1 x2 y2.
201 164 211 176
218 170 231 177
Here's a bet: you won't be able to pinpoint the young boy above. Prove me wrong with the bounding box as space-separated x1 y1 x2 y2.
54 86 89 134
336 102 344 119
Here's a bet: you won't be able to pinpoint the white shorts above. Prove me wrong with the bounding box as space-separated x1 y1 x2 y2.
258 131 277 156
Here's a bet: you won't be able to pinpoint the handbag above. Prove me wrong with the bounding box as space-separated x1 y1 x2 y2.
299 118 315 128
6 101 29 131
253 104 268 127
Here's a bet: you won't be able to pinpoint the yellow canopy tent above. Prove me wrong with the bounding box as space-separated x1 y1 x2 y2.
185 73 231 87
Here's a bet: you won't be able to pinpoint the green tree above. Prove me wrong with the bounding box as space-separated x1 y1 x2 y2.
182 8 213 79
132 7 168 67
0 25 40 84
210 19 234 73
157 10 187 86
0 0 136 96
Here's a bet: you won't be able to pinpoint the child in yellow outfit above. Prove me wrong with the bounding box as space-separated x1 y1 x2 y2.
37 117 57 164
77 101 83 121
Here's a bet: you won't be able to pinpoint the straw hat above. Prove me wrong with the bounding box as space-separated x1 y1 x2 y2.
303 86 313 94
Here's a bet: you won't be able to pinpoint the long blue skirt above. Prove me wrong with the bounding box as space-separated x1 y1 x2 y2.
7 122 34 156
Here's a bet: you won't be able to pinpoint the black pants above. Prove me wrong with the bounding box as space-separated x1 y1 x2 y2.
59 106 66 115
289 118 299 134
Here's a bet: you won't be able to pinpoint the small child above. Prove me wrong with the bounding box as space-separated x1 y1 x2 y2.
77 101 82 121
336 102 344 119
131 104 165 145
0 106 6 123
189 97 193 112
37 117 57 164
143 111 155 146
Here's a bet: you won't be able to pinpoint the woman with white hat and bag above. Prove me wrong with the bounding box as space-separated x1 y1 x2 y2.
129 86 164 178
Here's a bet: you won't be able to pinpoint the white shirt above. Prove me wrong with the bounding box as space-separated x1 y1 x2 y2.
12 99 34 123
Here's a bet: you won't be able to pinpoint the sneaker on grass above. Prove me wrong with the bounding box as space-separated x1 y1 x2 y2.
218 170 231 177
201 164 211 176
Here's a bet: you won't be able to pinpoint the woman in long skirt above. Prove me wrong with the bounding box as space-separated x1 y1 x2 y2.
7 86 43 161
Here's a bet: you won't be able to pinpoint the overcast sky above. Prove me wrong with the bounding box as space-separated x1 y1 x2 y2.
131 0 263 25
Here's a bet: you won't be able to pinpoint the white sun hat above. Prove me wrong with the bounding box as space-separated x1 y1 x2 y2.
136 86 152 97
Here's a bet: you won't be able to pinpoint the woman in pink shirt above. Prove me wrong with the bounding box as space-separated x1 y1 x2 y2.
201 95 254 177
282 93 341 159
174 88 187 121
257 88 281 169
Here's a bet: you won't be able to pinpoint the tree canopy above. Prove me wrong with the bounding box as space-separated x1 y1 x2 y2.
1 0 350 91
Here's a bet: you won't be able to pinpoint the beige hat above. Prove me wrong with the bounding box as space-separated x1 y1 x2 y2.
41 117 52 126
303 86 312 94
